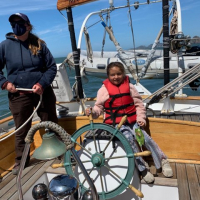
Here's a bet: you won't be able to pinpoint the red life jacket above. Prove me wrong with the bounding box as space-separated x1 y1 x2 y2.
103 76 137 125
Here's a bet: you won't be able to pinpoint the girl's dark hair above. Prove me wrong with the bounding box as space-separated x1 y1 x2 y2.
106 62 125 75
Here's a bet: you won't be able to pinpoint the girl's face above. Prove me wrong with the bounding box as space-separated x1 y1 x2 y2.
108 66 125 86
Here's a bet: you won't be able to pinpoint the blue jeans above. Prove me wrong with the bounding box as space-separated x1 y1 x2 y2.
119 123 167 171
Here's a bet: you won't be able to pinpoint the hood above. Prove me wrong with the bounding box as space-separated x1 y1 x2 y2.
5 32 14 37
5 33 18 41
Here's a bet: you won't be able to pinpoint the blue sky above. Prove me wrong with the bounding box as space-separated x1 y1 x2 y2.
0 0 199 58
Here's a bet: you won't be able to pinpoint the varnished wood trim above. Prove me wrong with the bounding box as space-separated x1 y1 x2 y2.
168 159 200 164
0 120 41 139
171 96 200 100
57 0 98 10
0 116 13 124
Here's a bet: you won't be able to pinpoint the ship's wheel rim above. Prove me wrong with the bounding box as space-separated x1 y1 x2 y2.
64 123 135 199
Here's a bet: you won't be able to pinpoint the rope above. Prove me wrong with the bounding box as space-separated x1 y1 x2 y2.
25 121 73 150
101 12 110 58
0 88 42 142
143 63 200 104
84 27 93 62
170 10 178 35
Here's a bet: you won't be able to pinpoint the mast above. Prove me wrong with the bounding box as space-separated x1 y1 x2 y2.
66 7 84 99
162 0 170 85
57 1 98 100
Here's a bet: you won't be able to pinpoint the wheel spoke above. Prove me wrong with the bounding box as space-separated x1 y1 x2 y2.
69 159 91 166
74 141 93 156
104 164 123 181
82 166 95 185
101 134 115 154
99 168 105 193
92 130 98 152
105 155 131 161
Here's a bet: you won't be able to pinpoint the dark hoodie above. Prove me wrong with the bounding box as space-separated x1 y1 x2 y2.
0 34 57 89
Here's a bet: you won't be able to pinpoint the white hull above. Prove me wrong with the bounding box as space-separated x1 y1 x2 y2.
66 50 200 79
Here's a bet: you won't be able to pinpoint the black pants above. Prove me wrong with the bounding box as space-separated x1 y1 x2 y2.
8 86 58 164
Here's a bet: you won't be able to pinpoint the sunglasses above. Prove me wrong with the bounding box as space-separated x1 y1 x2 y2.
10 20 26 28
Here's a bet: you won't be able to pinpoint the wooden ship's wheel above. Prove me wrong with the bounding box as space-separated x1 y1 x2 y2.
64 115 148 199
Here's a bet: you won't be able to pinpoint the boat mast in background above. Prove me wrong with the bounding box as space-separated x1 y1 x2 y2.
162 0 170 85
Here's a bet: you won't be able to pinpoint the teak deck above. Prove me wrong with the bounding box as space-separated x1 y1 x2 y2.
0 159 200 200
147 112 200 123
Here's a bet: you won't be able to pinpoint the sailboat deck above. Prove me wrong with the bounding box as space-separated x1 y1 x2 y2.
147 112 200 122
0 159 200 200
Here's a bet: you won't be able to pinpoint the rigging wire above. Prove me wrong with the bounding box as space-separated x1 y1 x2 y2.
59 10 68 21
127 0 139 81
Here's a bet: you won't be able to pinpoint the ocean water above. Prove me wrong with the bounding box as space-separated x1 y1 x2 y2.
0 57 199 119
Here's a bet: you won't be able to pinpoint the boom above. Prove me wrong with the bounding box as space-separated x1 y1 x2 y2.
57 0 98 10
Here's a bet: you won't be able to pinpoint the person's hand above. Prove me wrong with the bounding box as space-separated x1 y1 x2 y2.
6 82 17 93
137 121 145 127
85 107 92 116
32 84 43 95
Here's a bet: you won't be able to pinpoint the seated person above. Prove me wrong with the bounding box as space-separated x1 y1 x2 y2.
85 62 173 183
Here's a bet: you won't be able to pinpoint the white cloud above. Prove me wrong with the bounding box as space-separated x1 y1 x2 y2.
0 0 56 16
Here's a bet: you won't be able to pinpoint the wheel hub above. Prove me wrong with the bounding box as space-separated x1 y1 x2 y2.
91 153 105 167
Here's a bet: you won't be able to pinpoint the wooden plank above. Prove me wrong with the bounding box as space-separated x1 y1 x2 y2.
148 161 157 176
195 164 200 182
186 164 200 200
169 115 176 120
168 159 200 165
160 115 168 119
175 115 184 120
176 163 191 200
46 166 66 174
170 162 177 179
141 176 178 187
0 163 36 198
57 0 98 10
183 114 192 121
191 115 200 122
9 160 55 200
0 172 15 190
3 162 46 200
172 96 200 100
45 159 66 174
0 157 38 189
0 115 13 124
156 162 177 179
145 118 200 161
148 161 177 179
